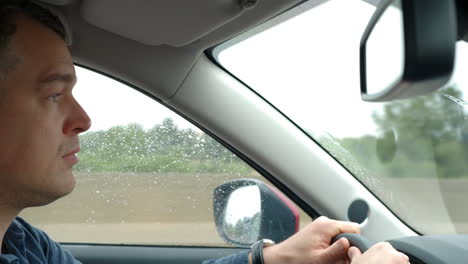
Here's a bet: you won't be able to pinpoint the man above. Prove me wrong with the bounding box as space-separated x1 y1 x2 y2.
0 1 409 264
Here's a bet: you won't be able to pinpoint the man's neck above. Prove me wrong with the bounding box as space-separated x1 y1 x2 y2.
0 207 21 254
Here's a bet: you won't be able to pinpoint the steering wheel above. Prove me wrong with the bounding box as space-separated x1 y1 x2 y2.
332 233 376 252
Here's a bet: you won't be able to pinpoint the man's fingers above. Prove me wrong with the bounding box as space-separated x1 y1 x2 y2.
335 220 361 235
313 216 360 238
348 246 361 260
320 237 350 263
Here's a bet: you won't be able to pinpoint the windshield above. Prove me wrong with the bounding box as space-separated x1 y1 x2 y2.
215 0 468 235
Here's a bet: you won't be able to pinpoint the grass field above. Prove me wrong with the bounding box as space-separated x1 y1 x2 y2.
19 173 468 245
22 172 261 223
19 172 311 246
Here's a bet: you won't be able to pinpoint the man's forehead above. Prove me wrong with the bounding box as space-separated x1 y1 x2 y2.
13 14 71 58
42 70 77 83
10 15 75 78
0 45 20 80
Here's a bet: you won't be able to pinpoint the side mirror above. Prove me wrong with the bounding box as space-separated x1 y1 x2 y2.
213 179 299 247
360 0 457 102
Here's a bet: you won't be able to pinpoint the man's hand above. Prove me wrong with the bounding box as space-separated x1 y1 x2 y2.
258 216 360 264
349 242 409 264
252 216 409 264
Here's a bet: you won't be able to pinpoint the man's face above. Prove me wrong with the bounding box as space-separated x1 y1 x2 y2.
0 15 91 208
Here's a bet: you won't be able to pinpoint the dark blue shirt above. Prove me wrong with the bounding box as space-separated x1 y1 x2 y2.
0 217 249 264
0 218 79 264
202 250 249 264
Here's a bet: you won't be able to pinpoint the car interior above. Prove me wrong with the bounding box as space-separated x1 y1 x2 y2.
17 0 468 263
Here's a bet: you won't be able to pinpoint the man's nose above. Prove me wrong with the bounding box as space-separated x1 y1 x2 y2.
63 97 92 135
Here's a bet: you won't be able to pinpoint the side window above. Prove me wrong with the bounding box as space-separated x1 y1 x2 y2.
20 67 312 246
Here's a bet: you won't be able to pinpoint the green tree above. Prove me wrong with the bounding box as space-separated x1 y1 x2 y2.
199 134 237 162
75 118 254 175
336 86 468 178
147 118 183 155
373 86 468 178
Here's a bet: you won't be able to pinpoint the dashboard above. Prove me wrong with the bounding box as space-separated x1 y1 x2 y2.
389 235 468 264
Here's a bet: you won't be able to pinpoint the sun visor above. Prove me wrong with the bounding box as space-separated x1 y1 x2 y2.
80 0 257 47
38 0 75 5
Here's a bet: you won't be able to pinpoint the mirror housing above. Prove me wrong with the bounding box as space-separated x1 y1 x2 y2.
360 0 457 102
213 179 299 247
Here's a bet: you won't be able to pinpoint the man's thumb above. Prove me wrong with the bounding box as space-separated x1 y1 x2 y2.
348 246 362 260
320 238 349 262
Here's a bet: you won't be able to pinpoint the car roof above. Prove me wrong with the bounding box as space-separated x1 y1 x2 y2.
37 0 308 99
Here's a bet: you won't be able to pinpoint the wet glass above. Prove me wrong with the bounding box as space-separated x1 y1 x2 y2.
20 66 313 246
218 0 468 234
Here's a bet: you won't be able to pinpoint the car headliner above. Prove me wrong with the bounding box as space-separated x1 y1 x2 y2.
37 0 310 99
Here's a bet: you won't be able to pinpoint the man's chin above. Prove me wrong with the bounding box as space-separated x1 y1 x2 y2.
57 171 77 197
28 172 76 207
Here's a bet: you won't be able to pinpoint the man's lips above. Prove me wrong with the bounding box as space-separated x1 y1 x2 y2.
62 147 80 158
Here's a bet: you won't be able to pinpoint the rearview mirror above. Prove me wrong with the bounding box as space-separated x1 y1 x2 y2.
360 0 456 102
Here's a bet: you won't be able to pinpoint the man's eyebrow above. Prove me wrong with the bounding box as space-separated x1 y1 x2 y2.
41 72 77 84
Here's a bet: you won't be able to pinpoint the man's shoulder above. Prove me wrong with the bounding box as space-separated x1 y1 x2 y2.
12 217 42 233
5 217 55 255
4 217 80 263
9 217 50 243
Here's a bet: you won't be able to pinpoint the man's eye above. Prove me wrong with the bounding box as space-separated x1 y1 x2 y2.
47 94 62 103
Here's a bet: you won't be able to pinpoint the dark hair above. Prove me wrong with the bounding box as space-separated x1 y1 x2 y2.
0 0 66 79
